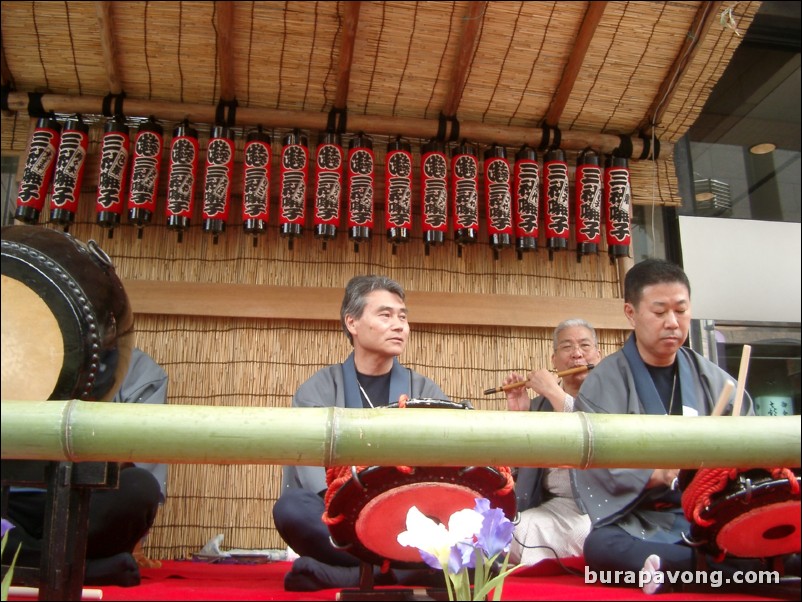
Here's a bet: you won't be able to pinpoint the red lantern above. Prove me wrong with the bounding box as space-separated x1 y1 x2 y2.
49 116 89 232
513 145 539 259
313 131 343 248
421 138 448 255
242 128 272 245
347 133 375 253
385 136 413 253
202 125 236 244
574 148 603 262
165 120 200 243
127 117 164 239
278 129 309 250
96 115 131 238
542 147 570 260
15 116 61 224
604 155 632 260
484 144 513 258
451 140 479 256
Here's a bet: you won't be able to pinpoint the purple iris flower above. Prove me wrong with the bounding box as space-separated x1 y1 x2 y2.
474 498 514 558
449 540 476 573
1 518 14 538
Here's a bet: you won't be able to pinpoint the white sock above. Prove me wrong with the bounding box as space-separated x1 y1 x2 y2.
642 554 663 595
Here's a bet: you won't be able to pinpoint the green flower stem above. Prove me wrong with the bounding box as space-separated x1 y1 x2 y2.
1 532 22 602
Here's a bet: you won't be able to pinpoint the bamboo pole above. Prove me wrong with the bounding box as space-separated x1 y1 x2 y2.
1 400 798 469
3 91 673 159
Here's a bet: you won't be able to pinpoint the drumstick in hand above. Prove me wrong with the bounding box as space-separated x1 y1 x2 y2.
483 364 594 395
711 380 735 417
732 344 751 417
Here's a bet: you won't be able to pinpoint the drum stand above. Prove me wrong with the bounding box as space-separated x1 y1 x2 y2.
335 561 448 601
1 459 120 601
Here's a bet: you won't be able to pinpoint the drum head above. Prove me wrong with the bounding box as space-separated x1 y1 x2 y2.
327 465 516 568
1 225 133 402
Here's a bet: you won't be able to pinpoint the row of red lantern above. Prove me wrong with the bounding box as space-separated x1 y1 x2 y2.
14 116 631 259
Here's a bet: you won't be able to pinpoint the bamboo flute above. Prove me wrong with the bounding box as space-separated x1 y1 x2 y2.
483 364 595 395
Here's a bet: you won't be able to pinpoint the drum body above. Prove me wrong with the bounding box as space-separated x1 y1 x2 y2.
323 399 517 568
1 225 134 402
681 468 801 559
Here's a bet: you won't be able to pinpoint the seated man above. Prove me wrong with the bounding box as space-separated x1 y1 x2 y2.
3 347 166 586
503 318 601 566
571 259 799 592
272 275 448 592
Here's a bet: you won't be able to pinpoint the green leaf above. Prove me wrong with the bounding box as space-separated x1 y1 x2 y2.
1 532 22 602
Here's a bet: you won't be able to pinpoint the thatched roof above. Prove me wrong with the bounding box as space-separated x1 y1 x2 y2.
0 1 761 160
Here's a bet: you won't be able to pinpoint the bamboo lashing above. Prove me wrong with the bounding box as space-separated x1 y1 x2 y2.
483 364 595 395
2 400 798 469
733 344 752 417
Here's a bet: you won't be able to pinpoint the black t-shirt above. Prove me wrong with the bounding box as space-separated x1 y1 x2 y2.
646 362 682 415
355 370 391 408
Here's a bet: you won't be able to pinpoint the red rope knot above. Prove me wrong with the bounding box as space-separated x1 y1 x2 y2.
771 467 800 494
321 509 345 526
681 468 738 528
495 466 515 496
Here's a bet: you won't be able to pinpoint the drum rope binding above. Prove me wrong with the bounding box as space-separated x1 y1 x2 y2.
683 467 800 530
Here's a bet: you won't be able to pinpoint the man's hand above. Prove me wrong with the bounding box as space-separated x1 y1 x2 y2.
647 468 679 489
504 372 530 411
527 369 566 410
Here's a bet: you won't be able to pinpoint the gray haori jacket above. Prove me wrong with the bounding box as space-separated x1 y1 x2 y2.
570 334 753 543
280 352 449 496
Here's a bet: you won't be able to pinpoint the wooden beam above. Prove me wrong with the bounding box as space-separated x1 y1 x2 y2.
544 1 607 127
637 1 723 137
215 0 235 102
121 279 631 331
3 91 672 159
441 1 487 118
94 1 123 95
1 36 13 89
333 1 362 110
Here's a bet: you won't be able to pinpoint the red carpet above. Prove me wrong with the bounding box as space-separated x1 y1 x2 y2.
17 559 786 601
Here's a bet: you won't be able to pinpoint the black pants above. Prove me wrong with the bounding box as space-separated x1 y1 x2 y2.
584 524 776 577
272 488 443 588
5 466 161 568
272 487 360 566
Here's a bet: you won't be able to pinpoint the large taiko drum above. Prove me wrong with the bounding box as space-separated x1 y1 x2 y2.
1 225 134 402
680 467 801 560
322 399 517 568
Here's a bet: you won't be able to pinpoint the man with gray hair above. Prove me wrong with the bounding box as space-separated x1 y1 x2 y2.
502 318 602 566
273 274 448 591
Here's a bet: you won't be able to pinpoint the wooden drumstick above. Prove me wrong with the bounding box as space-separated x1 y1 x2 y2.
483 364 595 395
732 344 751 417
711 380 735 417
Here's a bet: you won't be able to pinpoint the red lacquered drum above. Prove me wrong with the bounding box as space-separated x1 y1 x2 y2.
322 399 517 568
680 467 801 559
1 225 134 402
